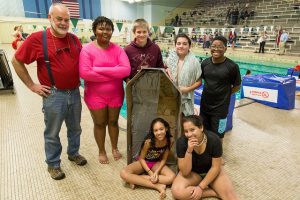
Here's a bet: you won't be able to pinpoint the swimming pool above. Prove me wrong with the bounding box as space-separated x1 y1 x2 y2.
119 58 293 118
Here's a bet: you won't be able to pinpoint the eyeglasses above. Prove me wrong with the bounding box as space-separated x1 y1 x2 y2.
51 34 73 59
210 45 225 50
55 47 70 54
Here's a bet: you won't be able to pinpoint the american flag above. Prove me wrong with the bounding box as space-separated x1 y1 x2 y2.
52 0 80 18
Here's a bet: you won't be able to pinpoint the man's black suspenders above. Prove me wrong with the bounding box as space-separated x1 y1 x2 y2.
42 30 55 87
42 30 80 88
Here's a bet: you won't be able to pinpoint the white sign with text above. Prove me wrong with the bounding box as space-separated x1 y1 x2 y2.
243 86 278 103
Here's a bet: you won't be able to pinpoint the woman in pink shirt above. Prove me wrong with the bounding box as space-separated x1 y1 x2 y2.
79 16 130 164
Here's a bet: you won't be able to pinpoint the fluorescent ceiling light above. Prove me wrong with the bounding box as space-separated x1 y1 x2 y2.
126 0 143 3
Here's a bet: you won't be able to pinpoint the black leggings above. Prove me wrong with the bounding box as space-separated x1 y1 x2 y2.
259 41 266 53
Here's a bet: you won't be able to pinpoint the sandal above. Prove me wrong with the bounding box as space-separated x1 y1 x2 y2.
112 149 122 161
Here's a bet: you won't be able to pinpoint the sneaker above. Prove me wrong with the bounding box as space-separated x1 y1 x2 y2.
48 167 65 180
68 154 87 166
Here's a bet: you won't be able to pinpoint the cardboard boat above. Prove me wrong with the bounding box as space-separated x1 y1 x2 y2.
126 68 182 166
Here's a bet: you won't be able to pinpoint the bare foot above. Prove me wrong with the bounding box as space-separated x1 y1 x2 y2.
112 149 122 161
160 191 166 200
155 184 166 199
99 153 109 164
129 183 135 190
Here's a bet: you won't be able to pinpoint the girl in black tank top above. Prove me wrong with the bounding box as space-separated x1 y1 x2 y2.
120 117 175 199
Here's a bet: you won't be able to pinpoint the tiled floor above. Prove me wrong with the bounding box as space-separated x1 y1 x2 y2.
1 45 300 200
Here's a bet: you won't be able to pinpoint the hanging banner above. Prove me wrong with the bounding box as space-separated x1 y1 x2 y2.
222 28 226 35
212 28 216 34
270 26 274 32
27 25 32 31
240 27 244 34
33 25 37 30
83 19 91 32
43 26 47 30
200 28 205 35
174 27 180 35
116 22 123 33
126 24 133 42
159 26 165 34
72 27 79 34
188 27 193 35
231 28 235 32
113 24 120 36
70 18 79 28
256 27 260 33
152 26 158 33
248 27 252 35
264 26 267 31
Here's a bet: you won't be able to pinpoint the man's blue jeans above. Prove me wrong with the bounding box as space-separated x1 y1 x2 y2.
42 87 82 168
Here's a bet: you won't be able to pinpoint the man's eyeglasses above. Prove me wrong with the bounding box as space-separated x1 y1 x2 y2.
55 47 70 54
210 45 225 50
51 35 73 58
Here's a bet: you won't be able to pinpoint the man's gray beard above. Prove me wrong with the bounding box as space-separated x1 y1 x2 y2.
50 20 68 36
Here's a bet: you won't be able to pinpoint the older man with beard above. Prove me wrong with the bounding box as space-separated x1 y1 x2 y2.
12 3 87 180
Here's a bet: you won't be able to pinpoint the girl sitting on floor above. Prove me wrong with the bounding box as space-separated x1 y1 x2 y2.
171 115 239 200
120 118 175 199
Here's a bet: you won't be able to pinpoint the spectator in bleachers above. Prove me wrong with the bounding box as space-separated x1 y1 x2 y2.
170 18 175 26
204 33 213 49
275 28 282 49
228 31 237 49
214 30 219 37
232 8 239 25
226 8 232 24
278 29 288 55
249 10 255 19
242 10 250 24
202 33 207 49
197 35 202 46
11 25 25 50
258 31 268 53
191 35 197 43
175 14 179 26
178 16 182 26
190 11 194 17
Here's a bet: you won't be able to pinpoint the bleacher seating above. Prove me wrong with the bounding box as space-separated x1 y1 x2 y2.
160 0 300 56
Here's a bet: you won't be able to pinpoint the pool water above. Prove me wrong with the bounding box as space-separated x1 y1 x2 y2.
81 57 292 118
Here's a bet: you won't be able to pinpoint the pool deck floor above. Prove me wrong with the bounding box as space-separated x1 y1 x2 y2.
1 44 300 200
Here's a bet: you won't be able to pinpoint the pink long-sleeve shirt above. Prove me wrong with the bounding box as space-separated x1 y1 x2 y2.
79 42 130 107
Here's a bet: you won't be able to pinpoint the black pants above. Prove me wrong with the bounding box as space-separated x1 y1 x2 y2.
259 41 266 53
